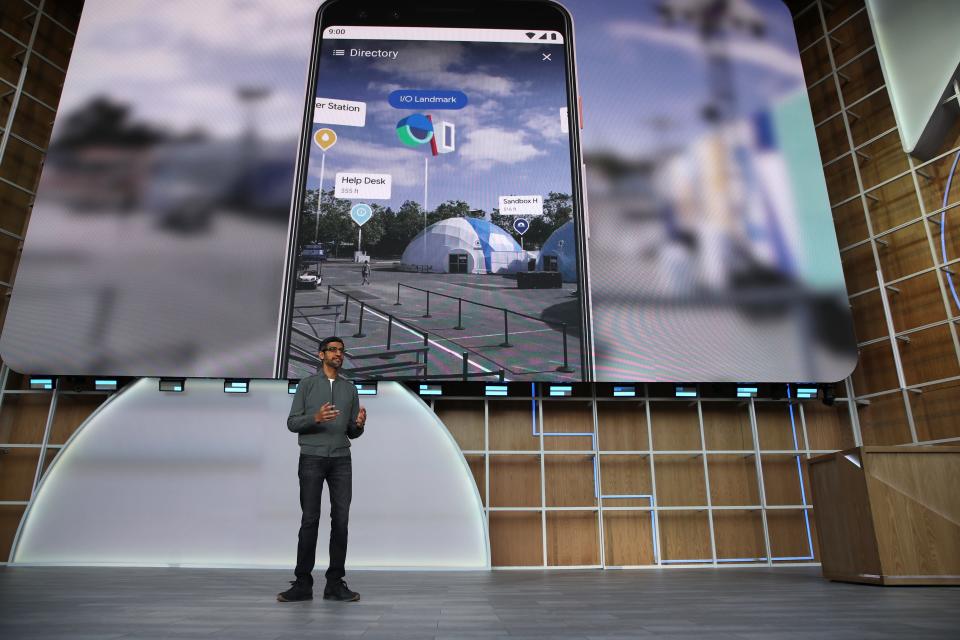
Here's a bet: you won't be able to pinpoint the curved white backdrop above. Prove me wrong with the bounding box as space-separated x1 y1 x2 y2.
13 379 488 569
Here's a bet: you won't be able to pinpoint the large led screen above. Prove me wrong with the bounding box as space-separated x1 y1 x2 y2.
0 0 857 382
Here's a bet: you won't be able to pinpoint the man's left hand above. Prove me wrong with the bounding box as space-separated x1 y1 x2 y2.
357 406 367 429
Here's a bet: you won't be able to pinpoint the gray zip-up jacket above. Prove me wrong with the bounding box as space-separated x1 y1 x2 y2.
287 374 363 456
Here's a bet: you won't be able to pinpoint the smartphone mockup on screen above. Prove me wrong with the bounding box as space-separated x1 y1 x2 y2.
276 0 592 382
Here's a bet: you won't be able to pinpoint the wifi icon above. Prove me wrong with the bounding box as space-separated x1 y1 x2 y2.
526 32 536 39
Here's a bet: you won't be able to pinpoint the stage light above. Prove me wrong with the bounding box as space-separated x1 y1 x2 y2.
29 377 55 390
419 384 442 396
224 379 249 393
288 380 299 394
94 379 118 391
159 378 185 392
675 385 697 398
485 384 508 397
737 386 758 398
355 381 378 396
549 385 572 397
613 385 636 397
796 386 817 399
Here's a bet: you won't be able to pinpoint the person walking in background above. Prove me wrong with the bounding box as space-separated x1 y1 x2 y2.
361 261 370 286
278 336 367 603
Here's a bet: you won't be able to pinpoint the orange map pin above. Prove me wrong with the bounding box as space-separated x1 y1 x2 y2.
313 128 337 151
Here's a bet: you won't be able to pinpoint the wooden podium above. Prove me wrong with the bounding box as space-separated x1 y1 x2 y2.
808 446 960 585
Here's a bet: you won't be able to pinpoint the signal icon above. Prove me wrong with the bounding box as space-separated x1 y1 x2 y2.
525 32 536 39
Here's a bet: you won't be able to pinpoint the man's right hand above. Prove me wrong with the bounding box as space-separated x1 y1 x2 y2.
314 402 340 423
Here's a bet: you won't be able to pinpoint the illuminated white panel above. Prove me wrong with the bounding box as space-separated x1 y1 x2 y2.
866 0 960 159
14 380 488 569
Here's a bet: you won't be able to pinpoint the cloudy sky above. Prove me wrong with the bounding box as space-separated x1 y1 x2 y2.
304 38 573 212
58 0 805 204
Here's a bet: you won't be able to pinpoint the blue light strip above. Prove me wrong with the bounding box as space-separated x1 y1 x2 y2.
675 387 697 397
419 384 442 396
785 384 815 561
94 379 118 390
30 378 53 390
549 385 573 397
485 385 508 397
224 381 248 393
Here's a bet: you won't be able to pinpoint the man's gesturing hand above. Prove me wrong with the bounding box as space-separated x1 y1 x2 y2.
357 406 367 429
314 402 340 423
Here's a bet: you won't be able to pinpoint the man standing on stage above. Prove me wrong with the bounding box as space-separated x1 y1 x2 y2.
278 336 367 603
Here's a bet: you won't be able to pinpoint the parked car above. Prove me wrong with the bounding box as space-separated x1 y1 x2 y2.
296 270 321 290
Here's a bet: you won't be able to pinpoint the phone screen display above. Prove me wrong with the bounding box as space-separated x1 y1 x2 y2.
283 26 586 382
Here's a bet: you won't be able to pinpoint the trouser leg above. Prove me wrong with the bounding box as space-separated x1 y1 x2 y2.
294 454 326 587
324 456 353 583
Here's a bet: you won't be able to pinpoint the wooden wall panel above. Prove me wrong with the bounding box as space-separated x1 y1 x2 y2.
816 115 848 161
857 392 913 445
488 455 541 507
852 341 899 395
875 221 933 282
707 455 760 506
490 511 542 567
488 401 537 451
918 153 960 212
654 455 707 507
840 243 877 294
767 509 817 560
831 198 869 248
465 455 486 507
0 394 51 444
761 455 808 506
857 132 910 193
825 154 859 205
899 324 960 387
49 395 103 445
828 6 873 66
713 510 765 561
602 511 655 566
799 37 831 85
755 404 805 451
806 77 840 125
546 511 599 566
865 174 917 232
434 399 484 450
541 401 593 452
837 47 885 105
909 380 960 442
0 448 39 501
701 403 752 451
0 504 26 561
848 90 896 146
658 511 711 562
596 403 647 451
849 290 886 343
649 403 701 451
599 455 651 507
802 403 856 451
887 271 948 333
544 455 596 508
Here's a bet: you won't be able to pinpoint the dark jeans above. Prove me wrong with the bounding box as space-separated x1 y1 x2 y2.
294 454 352 587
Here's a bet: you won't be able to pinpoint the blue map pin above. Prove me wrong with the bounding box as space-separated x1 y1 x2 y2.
513 217 530 236
351 203 373 226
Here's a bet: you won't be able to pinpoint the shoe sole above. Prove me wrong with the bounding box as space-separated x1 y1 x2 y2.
323 594 360 602
276 595 313 602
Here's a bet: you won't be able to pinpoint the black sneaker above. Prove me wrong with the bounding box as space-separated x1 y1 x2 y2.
277 580 312 602
323 579 360 602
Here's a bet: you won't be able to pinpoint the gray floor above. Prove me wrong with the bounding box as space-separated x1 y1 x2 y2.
1 567 958 639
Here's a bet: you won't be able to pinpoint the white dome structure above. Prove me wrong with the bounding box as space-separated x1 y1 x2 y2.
401 217 527 274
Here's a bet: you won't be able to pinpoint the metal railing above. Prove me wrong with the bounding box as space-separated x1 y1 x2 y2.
394 282 575 373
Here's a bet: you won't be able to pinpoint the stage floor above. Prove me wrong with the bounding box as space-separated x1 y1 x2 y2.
1 567 958 639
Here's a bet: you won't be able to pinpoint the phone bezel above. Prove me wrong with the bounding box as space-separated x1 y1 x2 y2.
275 0 593 380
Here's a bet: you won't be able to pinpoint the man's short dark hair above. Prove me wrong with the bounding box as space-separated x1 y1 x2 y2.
319 336 345 352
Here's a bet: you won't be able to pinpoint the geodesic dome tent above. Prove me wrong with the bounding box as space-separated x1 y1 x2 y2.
401 217 527 274
537 220 577 283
